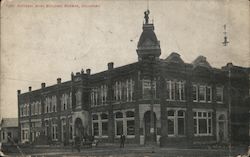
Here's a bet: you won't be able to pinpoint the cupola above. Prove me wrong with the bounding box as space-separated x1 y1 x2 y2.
136 10 161 62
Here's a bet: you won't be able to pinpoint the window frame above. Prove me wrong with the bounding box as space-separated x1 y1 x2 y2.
216 86 223 103
193 110 213 136
167 108 186 137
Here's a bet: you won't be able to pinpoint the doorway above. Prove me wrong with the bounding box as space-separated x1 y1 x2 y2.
144 111 156 144
75 118 84 138
217 114 226 143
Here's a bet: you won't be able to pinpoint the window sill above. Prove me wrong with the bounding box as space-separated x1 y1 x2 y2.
194 134 213 137
95 135 108 138
166 99 186 102
216 101 223 104
167 135 186 138
115 135 135 138
199 100 206 103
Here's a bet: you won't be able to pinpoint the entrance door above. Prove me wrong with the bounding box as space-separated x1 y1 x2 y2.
75 118 84 138
144 111 156 144
217 114 226 143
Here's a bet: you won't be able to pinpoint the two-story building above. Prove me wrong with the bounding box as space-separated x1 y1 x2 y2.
17 10 249 146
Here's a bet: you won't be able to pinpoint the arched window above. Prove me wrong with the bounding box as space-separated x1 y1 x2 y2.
101 113 108 120
219 114 225 121
168 110 175 116
92 114 98 120
115 112 123 119
126 111 134 118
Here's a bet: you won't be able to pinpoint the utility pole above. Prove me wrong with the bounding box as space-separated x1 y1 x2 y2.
222 24 229 46
228 63 232 157
150 56 155 143
222 24 232 157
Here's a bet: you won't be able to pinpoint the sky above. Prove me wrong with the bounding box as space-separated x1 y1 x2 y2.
1 0 249 118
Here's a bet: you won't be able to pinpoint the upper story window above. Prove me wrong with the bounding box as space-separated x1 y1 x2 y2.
52 96 57 112
114 78 134 102
20 104 24 117
100 84 108 104
198 86 206 102
31 102 36 116
216 87 223 103
21 104 29 117
166 80 185 101
91 87 99 106
192 84 212 103
192 85 198 102
91 84 108 107
31 102 40 116
44 96 57 113
75 90 82 107
142 79 156 100
61 93 71 111
45 97 50 113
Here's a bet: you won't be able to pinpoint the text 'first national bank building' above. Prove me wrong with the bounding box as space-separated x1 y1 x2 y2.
17 10 250 147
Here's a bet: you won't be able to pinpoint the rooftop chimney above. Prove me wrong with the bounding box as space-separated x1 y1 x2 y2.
86 69 91 75
71 72 74 80
17 90 21 95
57 78 61 84
41 83 46 88
29 86 32 92
227 62 233 68
108 62 114 70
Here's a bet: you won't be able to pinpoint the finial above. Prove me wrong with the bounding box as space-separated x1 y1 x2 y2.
144 10 150 24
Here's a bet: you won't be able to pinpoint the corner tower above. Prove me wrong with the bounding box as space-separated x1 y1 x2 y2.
137 10 161 61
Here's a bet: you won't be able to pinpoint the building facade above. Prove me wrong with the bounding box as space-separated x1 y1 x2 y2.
17 11 250 146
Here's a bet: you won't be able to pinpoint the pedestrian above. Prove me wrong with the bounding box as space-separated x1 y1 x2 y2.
120 134 125 148
74 136 81 152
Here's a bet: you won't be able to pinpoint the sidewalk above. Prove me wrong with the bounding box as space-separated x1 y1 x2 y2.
4 143 249 157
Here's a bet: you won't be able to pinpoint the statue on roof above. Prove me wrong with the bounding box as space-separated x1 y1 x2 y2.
144 10 150 24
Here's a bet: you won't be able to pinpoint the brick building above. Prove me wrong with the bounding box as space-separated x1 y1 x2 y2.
17 10 250 146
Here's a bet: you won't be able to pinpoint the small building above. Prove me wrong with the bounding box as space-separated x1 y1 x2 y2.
0 118 19 144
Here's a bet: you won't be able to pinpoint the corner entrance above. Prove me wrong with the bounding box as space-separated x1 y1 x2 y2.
144 111 156 144
75 118 85 138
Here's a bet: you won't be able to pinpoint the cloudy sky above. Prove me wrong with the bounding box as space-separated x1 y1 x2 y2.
1 0 249 118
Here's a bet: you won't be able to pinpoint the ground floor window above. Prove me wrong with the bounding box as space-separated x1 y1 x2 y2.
52 124 58 140
194 110 212 136
116 120 123 136
69 117 73 140
92 113 109 137
93 122 99 136
61 118 66 141
2 131 5 140
127 120 135 135
114 110 135 137
167 109 185 136
21 123 29 142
